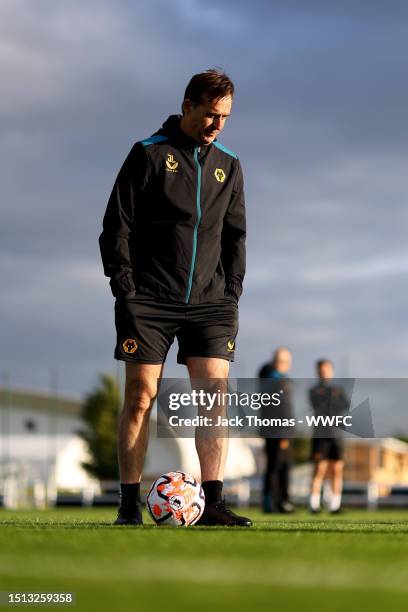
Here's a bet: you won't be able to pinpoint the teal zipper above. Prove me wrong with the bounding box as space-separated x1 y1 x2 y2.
185 146 202 303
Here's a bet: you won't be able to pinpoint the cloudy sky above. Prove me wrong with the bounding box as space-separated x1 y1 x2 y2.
1 0 408 399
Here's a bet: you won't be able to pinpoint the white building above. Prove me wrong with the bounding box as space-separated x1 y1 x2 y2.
0 385 257 508
0 385 98 507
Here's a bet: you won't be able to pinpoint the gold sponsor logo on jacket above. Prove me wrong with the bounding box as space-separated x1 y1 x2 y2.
166 153 178 172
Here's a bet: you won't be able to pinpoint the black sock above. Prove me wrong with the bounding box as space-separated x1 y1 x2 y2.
202 480 223 505
120 483 141 515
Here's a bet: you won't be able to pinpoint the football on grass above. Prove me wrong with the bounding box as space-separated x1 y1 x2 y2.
147 471 205 526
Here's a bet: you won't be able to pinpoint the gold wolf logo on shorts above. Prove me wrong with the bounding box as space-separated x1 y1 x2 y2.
227 340 235 352
122 338 138 354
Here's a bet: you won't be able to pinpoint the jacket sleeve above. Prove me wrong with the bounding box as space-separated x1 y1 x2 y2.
221 159 246 302
258 363 271 378
98 143 149 299
336 387 350 415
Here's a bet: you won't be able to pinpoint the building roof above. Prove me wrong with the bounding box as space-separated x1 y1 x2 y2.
344 437 408 454
0 386 83 416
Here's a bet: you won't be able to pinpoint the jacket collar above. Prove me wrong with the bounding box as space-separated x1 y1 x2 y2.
157 114 214 154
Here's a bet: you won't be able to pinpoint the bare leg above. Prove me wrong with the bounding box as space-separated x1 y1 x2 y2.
310 459 328 510
186 357 252 526
186 357 230 482
311 459 329 496
330 460 344 496
118 362 163 483
327 460 344 511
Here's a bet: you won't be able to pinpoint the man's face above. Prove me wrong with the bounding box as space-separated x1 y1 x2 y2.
181 94 232 145
319 362 334 379
275 349 292 374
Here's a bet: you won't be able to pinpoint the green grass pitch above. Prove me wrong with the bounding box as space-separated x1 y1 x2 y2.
0 508 407 611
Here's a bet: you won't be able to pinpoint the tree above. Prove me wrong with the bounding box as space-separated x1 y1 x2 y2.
292 438 311 464
79 373 121 480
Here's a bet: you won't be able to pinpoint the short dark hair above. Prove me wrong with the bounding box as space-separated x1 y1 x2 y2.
183 68 234 106
316 358 332 370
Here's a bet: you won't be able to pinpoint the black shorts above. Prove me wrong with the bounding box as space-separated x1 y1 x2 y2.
311 438 344 462
114 295 239 365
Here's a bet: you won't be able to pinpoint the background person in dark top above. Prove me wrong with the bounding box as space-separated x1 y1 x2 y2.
309 359 348 514
258 347 295 514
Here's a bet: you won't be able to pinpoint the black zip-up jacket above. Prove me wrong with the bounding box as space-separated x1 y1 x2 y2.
258 365 293 438
309 382 349 437
99 115 246 304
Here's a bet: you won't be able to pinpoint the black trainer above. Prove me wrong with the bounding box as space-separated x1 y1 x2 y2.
195 499 252 527
114 503 143 526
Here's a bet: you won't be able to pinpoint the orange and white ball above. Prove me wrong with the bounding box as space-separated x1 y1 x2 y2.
147 471 205 526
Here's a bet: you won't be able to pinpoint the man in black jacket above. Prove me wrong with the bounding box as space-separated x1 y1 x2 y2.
258 347 295 514
99 69 251 526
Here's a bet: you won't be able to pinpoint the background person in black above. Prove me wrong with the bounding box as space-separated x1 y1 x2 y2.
309 359 349 514
258 347 295 514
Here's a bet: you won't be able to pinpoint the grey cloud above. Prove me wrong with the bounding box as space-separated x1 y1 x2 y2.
1 1 408 395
